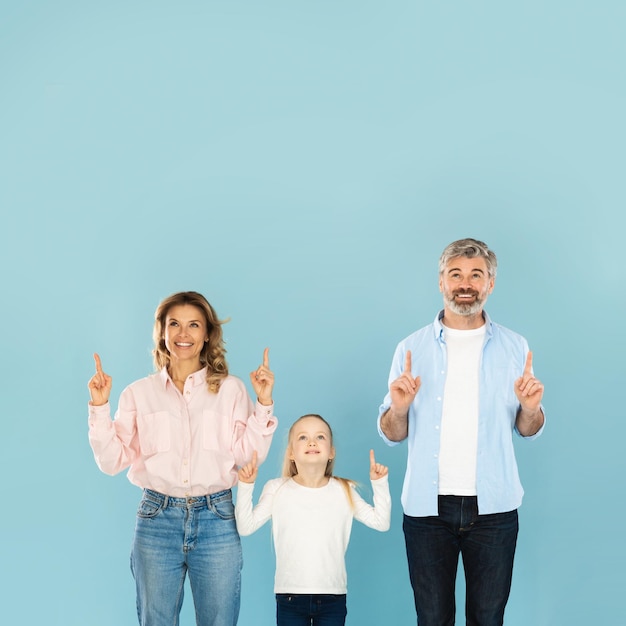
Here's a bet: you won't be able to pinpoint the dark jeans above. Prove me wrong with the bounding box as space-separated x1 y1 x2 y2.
275 594 347 626
403 496 518 626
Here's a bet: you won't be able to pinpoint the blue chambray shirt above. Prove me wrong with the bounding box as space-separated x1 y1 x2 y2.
377 310 545 517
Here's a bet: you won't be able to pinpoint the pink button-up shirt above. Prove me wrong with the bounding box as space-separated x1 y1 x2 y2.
88 367 277 497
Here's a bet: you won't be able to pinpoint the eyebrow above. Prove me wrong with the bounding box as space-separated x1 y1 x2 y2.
447 267 485 275
167 317 203 323
295 431 328 436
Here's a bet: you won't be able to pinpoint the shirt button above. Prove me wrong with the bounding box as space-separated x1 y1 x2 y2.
183 480 188 484
437 397 442 401
435 425 440 430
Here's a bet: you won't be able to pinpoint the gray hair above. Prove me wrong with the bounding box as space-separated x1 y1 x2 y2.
438 238 498 279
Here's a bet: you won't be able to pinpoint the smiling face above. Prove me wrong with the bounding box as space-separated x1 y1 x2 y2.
163 304 209 369
288 416 335 473
439 256 495 319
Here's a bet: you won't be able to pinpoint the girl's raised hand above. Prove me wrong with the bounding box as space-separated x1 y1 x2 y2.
250 347 274 406
88 353 112 406
238 450 259 484
370 449 388 480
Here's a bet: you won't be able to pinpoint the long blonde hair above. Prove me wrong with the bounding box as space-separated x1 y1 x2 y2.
152 291 229 393
282 414 355 509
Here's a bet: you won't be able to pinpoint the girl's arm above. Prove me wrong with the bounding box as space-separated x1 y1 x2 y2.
352 475 391 531
352 450 391 531
235 455 279 536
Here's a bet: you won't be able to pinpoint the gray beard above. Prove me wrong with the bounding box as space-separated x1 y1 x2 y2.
444 295 484 316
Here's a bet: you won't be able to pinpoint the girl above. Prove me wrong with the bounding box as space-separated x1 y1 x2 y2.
235 413 391 625
88 291 277 626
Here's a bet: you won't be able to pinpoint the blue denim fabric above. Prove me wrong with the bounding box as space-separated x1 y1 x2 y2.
130 489 242 626
403 496 518 626
275 594 347 626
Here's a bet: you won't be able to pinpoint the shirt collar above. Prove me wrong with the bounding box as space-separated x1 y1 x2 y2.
433 309 494 340
159 366 208 389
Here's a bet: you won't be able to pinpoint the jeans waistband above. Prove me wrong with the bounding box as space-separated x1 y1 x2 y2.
143 488 232 508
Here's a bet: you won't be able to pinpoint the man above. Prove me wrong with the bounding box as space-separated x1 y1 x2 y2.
378 238 545 626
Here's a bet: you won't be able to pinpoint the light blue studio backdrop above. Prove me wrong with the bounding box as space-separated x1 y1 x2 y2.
1 1 624 625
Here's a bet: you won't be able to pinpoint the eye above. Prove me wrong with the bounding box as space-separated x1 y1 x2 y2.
297 434 307 441
190 322 199 328
317 434 326 440
168 320 179 327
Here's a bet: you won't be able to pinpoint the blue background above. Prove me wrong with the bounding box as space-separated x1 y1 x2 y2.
1 1 624 624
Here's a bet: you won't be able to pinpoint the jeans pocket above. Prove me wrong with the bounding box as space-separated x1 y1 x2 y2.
211 496 235 520
136 496 163 519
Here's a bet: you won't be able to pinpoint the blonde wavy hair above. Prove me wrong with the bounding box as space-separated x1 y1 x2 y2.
282 414 355 509
152 291 229 393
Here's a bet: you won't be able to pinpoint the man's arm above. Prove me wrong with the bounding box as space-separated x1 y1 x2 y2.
514 351 545 437
380 407 410 442
515 406 545 437
380 350 421 442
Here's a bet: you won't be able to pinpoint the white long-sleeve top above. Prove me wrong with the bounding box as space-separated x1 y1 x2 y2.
235 475 391 594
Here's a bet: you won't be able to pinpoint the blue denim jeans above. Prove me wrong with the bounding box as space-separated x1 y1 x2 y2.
403 496 518 626
275 594 347 626
130 489 242 626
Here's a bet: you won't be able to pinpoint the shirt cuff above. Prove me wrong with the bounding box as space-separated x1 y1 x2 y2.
88 402 112 427
371 474 389 485
254 401 275 423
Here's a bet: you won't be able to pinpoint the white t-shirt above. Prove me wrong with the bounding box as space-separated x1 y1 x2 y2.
438 324 486 496
235 476 391 594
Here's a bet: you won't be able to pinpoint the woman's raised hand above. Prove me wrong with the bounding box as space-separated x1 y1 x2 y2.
250 347 274 406
238 450 259 484
88 353 112 406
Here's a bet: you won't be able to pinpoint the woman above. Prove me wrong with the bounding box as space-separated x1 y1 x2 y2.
88 291 277 626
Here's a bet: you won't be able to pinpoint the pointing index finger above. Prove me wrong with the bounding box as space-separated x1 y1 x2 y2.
524 351 533 375
369 449 376 468
263 347 270 368
251 450 258 467
93 353 103 373
404 350 412 374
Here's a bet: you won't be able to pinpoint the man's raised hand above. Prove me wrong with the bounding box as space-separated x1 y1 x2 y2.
514 351 544 412
389 350 421 414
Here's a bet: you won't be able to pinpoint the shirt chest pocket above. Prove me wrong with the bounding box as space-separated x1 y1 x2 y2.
137 411 172 455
